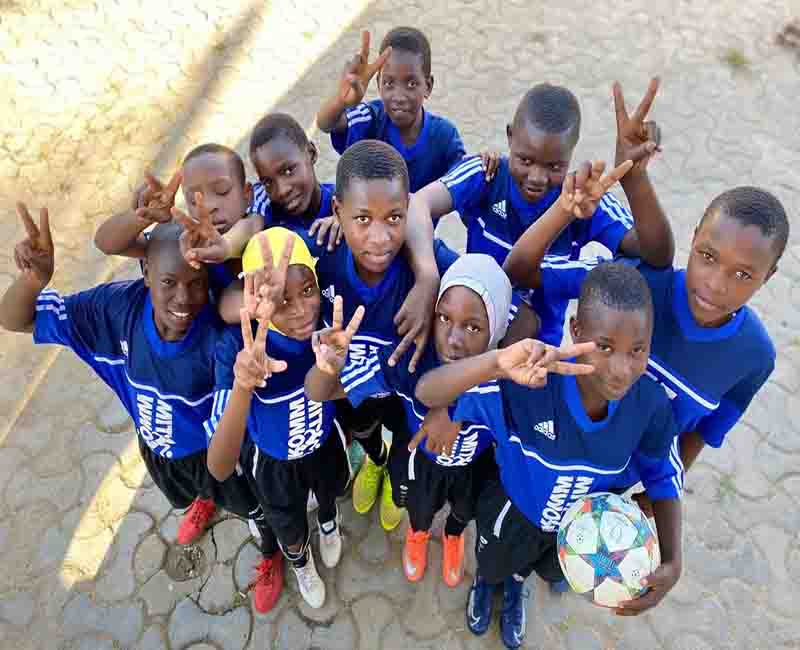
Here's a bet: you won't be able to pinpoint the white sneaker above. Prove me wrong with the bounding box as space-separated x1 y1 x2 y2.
248 519 262 541
293 548 326 609
318 510 342 568
307 491 319 513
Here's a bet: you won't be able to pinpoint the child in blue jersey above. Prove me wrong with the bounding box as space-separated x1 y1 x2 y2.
0 210 281 611
317 28 467 192
94 144 265 297
416 264 684 649
505 164 789 513
306 253 522 588
409 78 674 344
180 113 344 271
206 228 355 611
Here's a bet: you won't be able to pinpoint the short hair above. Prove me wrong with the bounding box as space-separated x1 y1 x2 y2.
577 262 653 321
703 186 790 262
513 83 581 142
183 143 246 186
145 221 184 260
379 26 432 76
249 112 309 158
335 140 410 199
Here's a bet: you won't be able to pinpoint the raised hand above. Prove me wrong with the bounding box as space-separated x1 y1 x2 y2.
311 295 366 375
407 407 462 456
479 149 501 182
559 159 633 220
134 170 182 224
307 215 343 252
390 277 438 373
172 192 229 269
613 78 661 174
338 30 392 108
496 338 597 387
614 560 681 616
242 234 294 323
14 202 54 290
234 310 288 391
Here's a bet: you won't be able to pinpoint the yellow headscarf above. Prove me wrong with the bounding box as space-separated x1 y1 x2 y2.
241 227 318 334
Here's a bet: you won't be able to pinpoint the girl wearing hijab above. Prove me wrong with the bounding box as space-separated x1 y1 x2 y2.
306 249 519 588
205 227 353 613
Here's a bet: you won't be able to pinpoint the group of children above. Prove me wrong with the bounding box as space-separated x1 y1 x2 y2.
1 25 790 649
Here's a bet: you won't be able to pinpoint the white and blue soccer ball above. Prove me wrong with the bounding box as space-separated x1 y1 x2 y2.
557 492 660 607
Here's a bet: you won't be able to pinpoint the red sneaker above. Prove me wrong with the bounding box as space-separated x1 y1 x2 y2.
252 552 284 614
177 497 216 544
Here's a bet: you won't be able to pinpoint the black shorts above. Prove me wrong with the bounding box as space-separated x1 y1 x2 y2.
335 395 411 442
239 425 351 548
138 436 262 520
474 480 563 585
388 445 498 532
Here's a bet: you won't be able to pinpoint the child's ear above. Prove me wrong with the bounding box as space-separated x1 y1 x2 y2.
244 181 253 207
308 142 318 166
425 75 434 98
569 315 580 341
332 195 342 220
142 259 150 288
765 263 779 284
506 124 513 147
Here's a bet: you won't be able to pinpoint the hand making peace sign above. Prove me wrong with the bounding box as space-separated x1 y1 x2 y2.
134 169 183 224
171 192 230 269
14 202 55 291
311 295 366 376
233 310 288 392
496 339 597 388
560 159 634 220
614 77 661 175
242 233 295 324
338 30 393 108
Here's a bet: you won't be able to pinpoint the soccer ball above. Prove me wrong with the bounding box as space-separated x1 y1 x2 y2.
557 492 660 607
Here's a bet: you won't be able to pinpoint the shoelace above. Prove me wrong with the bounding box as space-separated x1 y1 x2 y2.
295 563 317 591
189 500 214 526
244 559 274 594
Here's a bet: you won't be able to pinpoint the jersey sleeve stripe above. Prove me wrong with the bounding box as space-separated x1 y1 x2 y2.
599 193 634 228
342 364 382 393
441 157 484 187
35 304 67 320
340 354 380 385
476 218 512 250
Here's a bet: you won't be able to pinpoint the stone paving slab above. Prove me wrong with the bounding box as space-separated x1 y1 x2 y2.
0 1 799 648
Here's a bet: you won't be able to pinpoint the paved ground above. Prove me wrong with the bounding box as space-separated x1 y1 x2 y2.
1 1 799 648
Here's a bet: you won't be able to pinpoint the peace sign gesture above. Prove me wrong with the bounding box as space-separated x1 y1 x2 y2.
311 295 366 376
172 193 229 269
496 339 597 388
613 78 661 175
13 202 55 290
242 233 294 324
338 30 392 108
134 170 182 224
233 309 288 392
559 159 634 219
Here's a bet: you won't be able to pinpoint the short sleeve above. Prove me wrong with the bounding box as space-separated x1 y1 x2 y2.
697 358 775 448
635 396 682 500
539 255 607 302
203 326 242 439
587 193 634 253
452 381 507 442
331 102 378 154
248 182 271 218
433 239 460 274
340 350 395 407
440 155 490 220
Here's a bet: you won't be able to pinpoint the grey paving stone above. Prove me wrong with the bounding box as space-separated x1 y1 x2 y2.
167 597 250 650
134 533 167 583
198 563 237 614
95 511 152 602
137 624 168 650
274 607 312 650
0 590 35 627
62 594 144 646
357 516 390 564
212 517 250 563
309 611 357 650
352 593 395 650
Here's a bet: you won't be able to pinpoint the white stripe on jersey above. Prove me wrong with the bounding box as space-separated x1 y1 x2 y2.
346 104 371 119
35 304 67 320
253 385 306 405
508 435 631 474
343 362 382 393
599 193 634 229
541 256 605 270
94 355 126 366
341 355 380 385
647 357 720 411
37 292 65 306
476 218 512 250
466 383 500 395
441 157 484 187
347 114 373 128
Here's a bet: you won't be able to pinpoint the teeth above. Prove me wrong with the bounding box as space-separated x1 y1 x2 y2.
171 312 190 318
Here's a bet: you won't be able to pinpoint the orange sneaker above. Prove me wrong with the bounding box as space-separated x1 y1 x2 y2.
252 552 284 614
403 528 430 582
442 531 465 587
177 497 216 544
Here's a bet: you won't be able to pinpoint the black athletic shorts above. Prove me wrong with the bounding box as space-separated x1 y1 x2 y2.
474 480 563 585
138 435 261 520
335 395 411 441
239 425 351 548
388 444 498 532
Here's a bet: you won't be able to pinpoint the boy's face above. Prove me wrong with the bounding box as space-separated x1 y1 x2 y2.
182 153 251 234
570 305 651 402
506 121 574 203
377 50 433 131
434 286 491 363
143 244 209 341
252 138 319 217
685 209 777 327
270 265 321 341
333 177 408 285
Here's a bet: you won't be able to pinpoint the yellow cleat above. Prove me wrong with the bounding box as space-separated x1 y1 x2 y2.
380 469 405 531
352 454 383 514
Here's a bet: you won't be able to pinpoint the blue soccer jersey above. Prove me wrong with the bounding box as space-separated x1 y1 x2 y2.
205 325 337 461
453 373 680 532
441 156 633 344
538 258 776 449
249 182 335 257
315 238 460 363
341 338 493 467
331 100 466 192
34 281 220 459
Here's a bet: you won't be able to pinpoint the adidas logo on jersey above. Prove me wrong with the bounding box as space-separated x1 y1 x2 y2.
534 420 555 440
120 340 129 357
492 200 507 219
321 285 336 303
